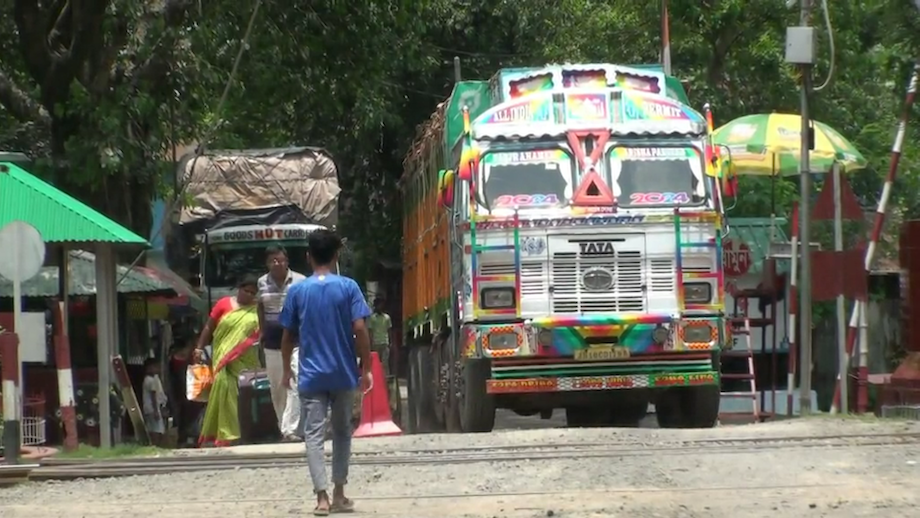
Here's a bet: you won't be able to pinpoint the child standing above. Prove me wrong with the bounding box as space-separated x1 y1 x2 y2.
143 358 169 446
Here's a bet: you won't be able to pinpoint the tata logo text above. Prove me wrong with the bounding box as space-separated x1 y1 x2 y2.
578 241 614 255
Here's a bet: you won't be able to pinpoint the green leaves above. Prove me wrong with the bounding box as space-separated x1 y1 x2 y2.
0 0 917 277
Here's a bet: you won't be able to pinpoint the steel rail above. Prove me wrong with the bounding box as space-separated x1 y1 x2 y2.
35 430 920 467
16 434 920 482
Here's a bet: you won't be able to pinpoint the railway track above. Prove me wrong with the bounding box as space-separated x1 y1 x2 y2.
2 431 919 483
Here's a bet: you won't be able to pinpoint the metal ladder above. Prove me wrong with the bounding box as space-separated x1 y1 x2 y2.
720 316 761 422
469 207 522 318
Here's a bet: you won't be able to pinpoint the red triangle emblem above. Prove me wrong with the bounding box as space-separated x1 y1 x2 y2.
571 170 615 206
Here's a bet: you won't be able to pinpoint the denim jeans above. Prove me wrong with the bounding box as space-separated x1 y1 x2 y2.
301 390 355 493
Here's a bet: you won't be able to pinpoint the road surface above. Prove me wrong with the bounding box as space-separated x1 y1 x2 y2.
1 418 919 517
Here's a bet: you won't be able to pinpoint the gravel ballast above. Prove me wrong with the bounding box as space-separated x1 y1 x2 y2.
1 418 918 517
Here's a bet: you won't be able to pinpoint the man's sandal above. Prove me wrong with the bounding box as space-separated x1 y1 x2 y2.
331 498 355 513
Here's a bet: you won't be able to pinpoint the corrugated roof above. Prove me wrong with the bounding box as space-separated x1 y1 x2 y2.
0 250 172 297
0 162 149 245
726 217 790 275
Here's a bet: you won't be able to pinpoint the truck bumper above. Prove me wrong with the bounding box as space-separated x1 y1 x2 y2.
486 364 719 394
466 314 723 395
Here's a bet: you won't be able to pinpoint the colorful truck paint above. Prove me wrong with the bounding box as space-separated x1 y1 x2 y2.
400 63 730 433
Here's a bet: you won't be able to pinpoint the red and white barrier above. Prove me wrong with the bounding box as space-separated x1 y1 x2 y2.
832 61 920 413
52 301 78 451
1 332 21 463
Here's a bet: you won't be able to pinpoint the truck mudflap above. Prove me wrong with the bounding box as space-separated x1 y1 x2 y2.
484 352 719 394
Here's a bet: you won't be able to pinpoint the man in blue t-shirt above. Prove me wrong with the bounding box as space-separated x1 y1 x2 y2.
280 229 371 515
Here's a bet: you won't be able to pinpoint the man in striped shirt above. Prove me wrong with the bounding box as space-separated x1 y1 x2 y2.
258 245 306 442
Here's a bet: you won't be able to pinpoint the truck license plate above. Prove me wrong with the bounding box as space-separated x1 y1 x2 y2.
574 346 630 361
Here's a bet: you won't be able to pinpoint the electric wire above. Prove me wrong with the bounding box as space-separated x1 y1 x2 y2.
116 0 264 287
813 0 836 92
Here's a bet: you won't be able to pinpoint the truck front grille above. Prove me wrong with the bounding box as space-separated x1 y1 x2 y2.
551 250 644 313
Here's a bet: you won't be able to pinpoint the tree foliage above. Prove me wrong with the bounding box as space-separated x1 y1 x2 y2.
0 0 919 278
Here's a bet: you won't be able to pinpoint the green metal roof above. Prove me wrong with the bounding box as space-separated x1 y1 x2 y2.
725 217 790 275
0 162 149 245
0 250 172 297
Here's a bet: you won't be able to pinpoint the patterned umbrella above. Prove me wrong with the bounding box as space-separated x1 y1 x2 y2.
712 113 867 176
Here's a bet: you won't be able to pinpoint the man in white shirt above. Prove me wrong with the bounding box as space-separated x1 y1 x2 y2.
258 245 306 442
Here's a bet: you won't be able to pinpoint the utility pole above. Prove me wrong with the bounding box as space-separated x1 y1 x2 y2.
660 0 672 75
454 57 462 83
796 0 815 414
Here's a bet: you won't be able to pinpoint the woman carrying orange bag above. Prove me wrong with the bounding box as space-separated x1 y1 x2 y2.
192 275 261 447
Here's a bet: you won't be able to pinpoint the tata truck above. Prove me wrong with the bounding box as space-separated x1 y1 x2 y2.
172 147 341 305
401 64 731 432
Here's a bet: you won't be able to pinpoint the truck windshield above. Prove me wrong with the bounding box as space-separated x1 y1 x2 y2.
609 146 707 207
204 244 312 287
480 149 573 211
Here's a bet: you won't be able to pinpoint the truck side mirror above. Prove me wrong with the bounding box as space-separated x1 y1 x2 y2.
437 169 455 209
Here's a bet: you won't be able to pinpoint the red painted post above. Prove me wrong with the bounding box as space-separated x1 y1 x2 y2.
52 301 78 451
1 332 21 464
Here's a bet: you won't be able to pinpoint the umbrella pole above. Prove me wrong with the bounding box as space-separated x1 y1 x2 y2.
770 154 776 242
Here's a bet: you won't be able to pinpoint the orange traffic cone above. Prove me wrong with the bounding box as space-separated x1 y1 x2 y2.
353 352 402 438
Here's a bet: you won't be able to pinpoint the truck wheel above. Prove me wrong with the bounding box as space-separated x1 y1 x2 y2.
405 346 418 434
683 385 720 428
433 335 450 427
388 375 403 430
408 346 438 433
655 386 720 429
458 358 496 433
655 389 686 428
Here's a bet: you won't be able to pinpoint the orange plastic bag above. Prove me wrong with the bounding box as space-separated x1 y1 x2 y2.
186 362 213 402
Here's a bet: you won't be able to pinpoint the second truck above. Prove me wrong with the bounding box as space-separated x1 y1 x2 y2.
401 63 733 432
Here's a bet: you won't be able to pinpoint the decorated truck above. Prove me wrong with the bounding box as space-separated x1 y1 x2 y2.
401 63 733 432
172 147 341 306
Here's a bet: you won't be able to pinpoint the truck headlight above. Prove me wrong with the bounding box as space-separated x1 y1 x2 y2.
683 283 712 303
682 323 715 344
480 287 515 309
487 332 519 350
652 325 670 344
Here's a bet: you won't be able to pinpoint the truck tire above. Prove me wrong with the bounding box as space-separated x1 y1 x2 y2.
407 346 438 433
388 375 403 430
683 385 720 428
458 358 496 433
655 386 720 429
405 345 418 434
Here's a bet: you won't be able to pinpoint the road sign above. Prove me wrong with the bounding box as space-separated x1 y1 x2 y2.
723 239 752 277
0 221 45 428
0 221 44 282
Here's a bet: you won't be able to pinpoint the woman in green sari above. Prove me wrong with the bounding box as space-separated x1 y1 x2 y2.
193 275 261 447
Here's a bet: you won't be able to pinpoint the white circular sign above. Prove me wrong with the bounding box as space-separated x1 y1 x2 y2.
0 221 45 282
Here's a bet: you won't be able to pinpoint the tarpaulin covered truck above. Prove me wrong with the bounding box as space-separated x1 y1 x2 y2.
171 147 341 305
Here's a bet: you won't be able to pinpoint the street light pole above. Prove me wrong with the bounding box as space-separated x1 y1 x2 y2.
798 0 814 414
